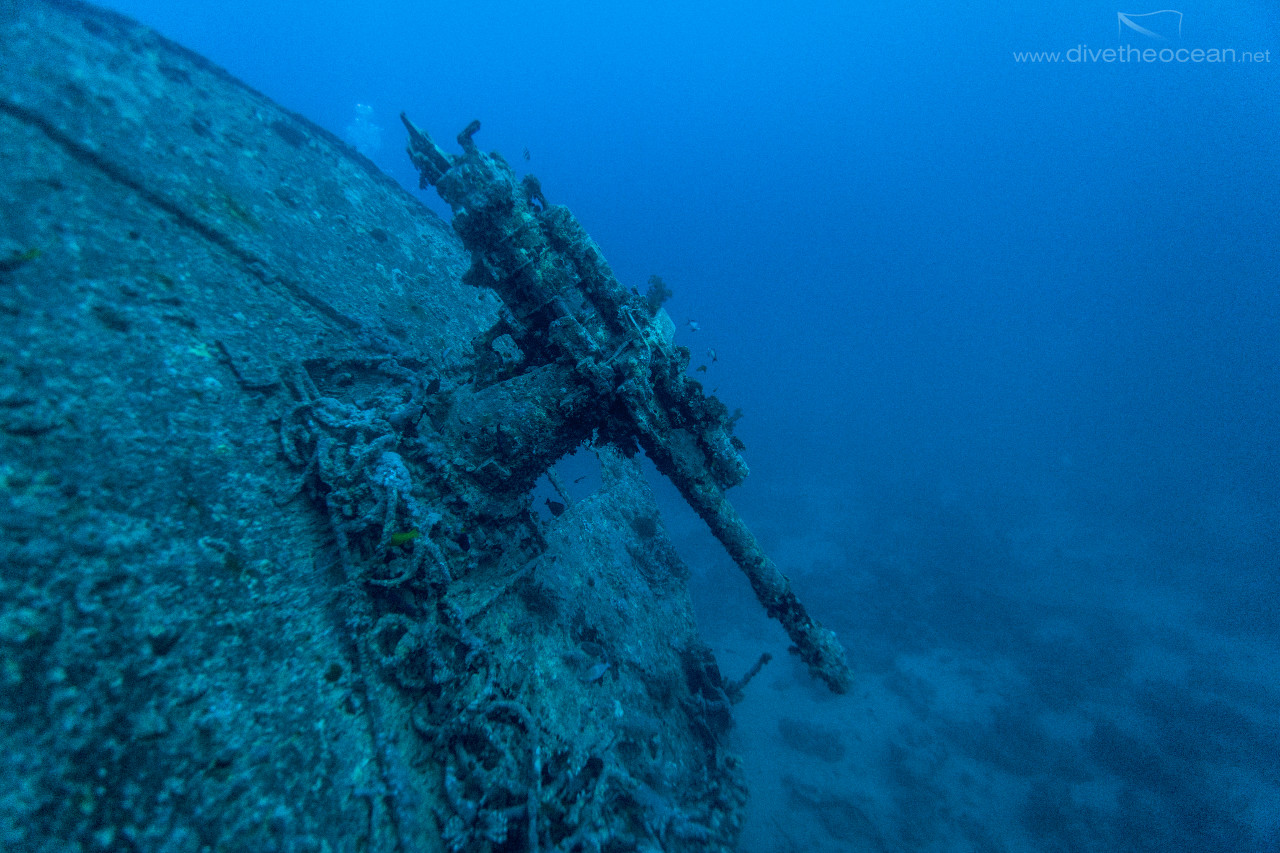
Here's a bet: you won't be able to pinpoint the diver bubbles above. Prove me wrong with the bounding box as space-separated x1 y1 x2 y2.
344 103 383 156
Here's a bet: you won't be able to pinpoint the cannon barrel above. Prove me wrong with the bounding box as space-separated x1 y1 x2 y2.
402 115 852 694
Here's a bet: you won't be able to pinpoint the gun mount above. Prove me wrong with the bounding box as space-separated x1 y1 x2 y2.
402 116 853 694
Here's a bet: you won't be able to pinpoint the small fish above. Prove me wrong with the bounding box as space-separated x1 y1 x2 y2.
706 348 717 363
584 661 611 682
695 365 708 373
545 498 566 517
387 529 421 547
686 319 700 332
522 146 531 161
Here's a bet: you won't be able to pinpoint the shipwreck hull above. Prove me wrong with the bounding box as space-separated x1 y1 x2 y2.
0 1 747 849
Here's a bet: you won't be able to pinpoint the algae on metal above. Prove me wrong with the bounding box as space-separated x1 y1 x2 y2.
0 1 754 850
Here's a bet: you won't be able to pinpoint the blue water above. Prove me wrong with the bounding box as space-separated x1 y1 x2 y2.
102 1 1280 849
